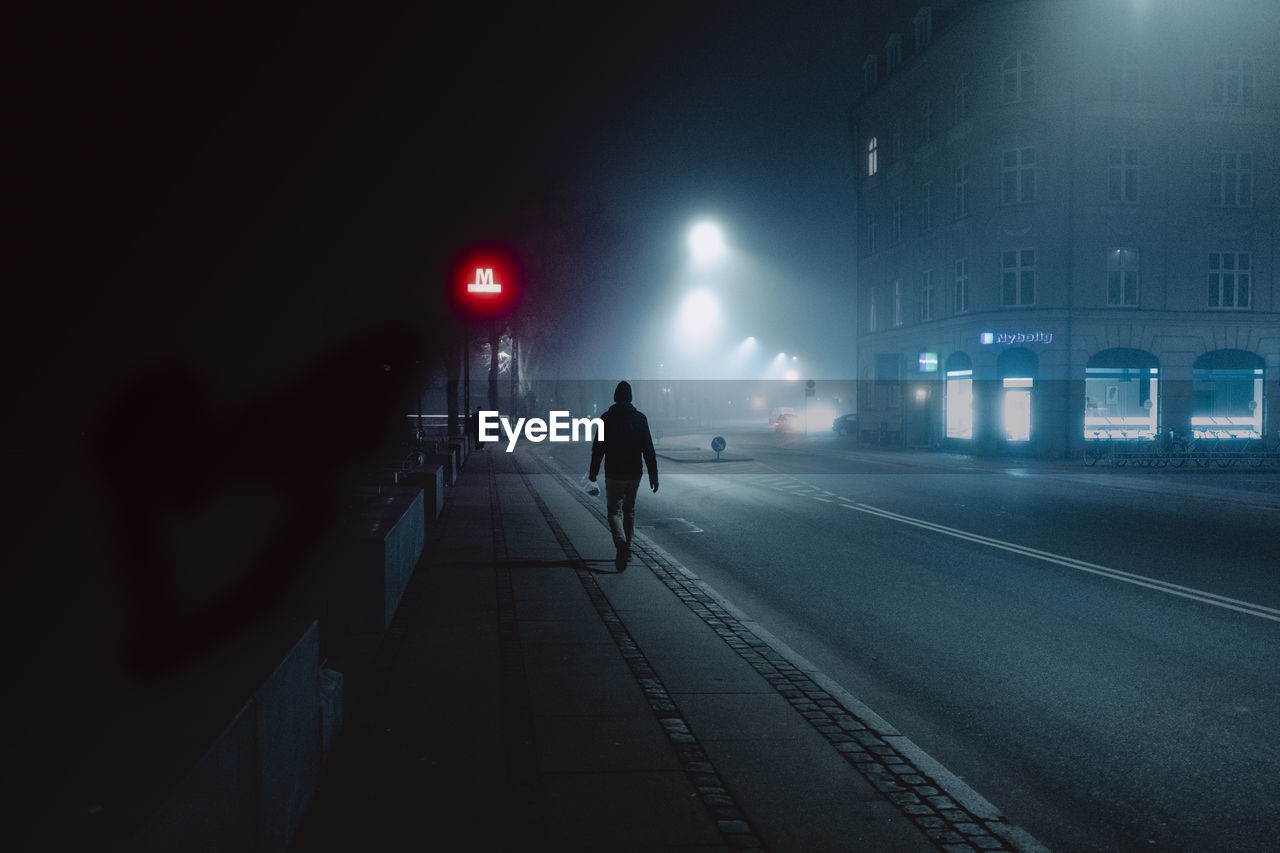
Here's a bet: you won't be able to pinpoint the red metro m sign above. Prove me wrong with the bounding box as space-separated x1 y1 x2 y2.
467 267 502 294
450 247 521 321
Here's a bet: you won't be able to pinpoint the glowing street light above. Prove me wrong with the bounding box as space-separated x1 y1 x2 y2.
689 221 726 264
676 288 721 348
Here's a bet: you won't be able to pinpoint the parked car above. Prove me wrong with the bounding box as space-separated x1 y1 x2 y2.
775 412 801 433
832 413 858 436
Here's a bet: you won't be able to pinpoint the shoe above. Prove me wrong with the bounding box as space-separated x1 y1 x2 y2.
615 546 629 571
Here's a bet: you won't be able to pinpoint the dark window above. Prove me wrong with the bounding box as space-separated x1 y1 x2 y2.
1002 248 1036 306
1107 248 1139 306
1002 52 1036 103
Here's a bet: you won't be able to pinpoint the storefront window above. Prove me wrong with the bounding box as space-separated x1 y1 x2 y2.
997 348 1038 443
1084 349 1159 440
1085 368 1158 439
946 370 973 439
1193 350 1263 438
1002 377 1033 441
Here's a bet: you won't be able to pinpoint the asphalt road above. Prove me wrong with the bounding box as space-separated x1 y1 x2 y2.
541 427 1280 852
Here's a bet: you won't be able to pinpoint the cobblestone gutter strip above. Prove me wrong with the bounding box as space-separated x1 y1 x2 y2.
488 455 548 847
534 457 1036 853
513 460 766 851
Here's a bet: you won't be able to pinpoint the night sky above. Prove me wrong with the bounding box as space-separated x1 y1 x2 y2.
11 1 917 613
17 2 915 389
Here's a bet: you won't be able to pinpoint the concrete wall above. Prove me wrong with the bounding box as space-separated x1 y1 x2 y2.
129 458 438 852
129 623 322 853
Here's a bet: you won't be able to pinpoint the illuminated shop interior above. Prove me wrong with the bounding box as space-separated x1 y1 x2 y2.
944 352 972 440
1084 349 1159 440
997 348 1037 443
1085 367 1159 440
1192 350 1264 439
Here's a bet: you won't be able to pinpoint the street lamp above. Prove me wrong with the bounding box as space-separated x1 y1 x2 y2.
689 221 726 265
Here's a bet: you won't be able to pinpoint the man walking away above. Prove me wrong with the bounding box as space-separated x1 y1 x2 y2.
589 381 659 571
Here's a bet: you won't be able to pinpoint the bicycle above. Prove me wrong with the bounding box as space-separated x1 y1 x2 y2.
1159 429 1191 468
1243 429 1280 468
1189 431 1220 467
1084 432 1111 466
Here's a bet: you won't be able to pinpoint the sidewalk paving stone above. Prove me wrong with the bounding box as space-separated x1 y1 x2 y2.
291 446 951 852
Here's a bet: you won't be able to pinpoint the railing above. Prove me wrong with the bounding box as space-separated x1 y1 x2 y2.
1084 430 1280 468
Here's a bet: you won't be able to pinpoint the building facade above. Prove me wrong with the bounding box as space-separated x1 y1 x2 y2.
850 0 1279 456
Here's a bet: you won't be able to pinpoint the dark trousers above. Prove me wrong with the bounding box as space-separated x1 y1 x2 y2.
604 478 641 553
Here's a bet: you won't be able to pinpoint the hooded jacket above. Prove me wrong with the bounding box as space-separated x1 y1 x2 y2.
589 402 657 481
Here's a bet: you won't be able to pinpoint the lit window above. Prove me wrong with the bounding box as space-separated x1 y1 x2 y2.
1107 248 1139 306
921 270 935 321
954 258 969 313
1002 248 1036 306
1002 52 1036 103
1110 50 1140 101
1212 152 1252 206
1193 352 1263 439
892 279 903 326
867 137 878 176
1213 56 1254 104
1002 147 1036 204
867 290 878 332
946 370 973 439
1002 378 1033 441
1208 252 1251 309
1108 148 1139 203
1085 354 1159 441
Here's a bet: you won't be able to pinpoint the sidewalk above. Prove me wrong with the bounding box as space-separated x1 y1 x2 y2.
290 447 1027 852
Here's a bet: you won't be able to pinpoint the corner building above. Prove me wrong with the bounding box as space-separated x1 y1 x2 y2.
850 0 1279 456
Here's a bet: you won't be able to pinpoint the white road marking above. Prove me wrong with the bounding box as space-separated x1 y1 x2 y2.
541 456 1052 853
842 502 1280 623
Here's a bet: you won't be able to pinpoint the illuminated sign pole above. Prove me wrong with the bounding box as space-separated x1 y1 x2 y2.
465 267 503 424
451 249 522 429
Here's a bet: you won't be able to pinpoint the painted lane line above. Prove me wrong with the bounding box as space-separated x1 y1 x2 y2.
851 503 1280 615
536 451 1051 852
842 502 1280 624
